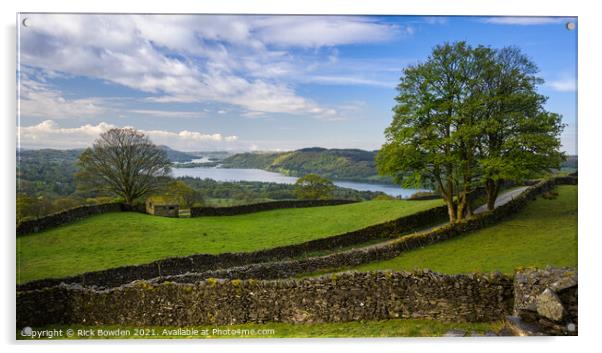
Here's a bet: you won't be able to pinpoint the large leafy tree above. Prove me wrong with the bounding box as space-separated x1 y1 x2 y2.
378 42 564 222
294 174 334 200
76 128 171 205
476 47 565 210
377 42 479 222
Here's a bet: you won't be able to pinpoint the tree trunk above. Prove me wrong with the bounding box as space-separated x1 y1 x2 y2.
437 184 456 223
446 197 457 223
456 192 468 221
434 173 457 223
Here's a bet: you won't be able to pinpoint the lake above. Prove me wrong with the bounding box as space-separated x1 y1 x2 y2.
171 167 425 198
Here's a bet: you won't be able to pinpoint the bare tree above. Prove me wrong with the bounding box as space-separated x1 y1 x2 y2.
76 128 171 205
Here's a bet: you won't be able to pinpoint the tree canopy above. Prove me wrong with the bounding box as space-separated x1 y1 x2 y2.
164 180 204 208
294 174 335 200
76 128 172 205
377 42 564 222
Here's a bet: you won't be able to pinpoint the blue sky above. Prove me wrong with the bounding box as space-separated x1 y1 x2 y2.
18 14 577 154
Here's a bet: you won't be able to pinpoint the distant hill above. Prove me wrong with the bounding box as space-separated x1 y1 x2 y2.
18 146 198 165
157 146 197 163
186 151 234 161
221 148 392 183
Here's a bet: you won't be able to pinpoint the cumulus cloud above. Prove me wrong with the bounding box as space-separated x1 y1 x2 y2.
18 120 238 151
19 14 404 118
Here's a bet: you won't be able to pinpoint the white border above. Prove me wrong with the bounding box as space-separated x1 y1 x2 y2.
2 1 600 352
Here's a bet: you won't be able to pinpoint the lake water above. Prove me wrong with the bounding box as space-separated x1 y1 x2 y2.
171 167 425 198
172 157 212 164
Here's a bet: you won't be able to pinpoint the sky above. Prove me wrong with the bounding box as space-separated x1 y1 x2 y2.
17 14 577 154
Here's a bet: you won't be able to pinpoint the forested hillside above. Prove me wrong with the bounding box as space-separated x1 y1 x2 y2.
17 149 81 196
221 147 391 183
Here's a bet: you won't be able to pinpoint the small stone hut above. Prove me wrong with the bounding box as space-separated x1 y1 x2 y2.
145 196 179 218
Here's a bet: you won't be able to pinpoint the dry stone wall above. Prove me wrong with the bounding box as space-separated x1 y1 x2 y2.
18 268 577 333
17 270 514 328
513 268 578 335
16 203 124 236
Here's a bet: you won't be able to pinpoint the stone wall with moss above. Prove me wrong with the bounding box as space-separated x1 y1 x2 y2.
17 270 514 328
513 268 578 335
16 203 125 236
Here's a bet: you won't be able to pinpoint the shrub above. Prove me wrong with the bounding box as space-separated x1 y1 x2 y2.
294 174 335 200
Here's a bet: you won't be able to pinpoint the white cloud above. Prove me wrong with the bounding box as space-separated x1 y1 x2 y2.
18 120 238 151
19 120 116 148
252 16 404 48
19 14 404 119
19 75 104 119
481 17 569 25
18 72 210 121
546 78 577 92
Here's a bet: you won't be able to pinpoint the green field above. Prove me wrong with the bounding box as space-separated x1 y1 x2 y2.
349 185 577 274
17 319 504 340
17 199 442 283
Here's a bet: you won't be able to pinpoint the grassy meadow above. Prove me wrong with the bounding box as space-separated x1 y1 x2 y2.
348 185 577 274
17 199 442 283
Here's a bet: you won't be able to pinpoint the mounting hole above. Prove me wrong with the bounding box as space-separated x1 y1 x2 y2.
566 22 576 31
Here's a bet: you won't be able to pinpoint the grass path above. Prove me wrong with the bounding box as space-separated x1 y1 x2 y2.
17 199 442 283
349 185 577 274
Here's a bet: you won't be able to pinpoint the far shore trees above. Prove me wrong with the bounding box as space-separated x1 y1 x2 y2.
294 174 335 200
76 128 172 205
377 42 564 223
